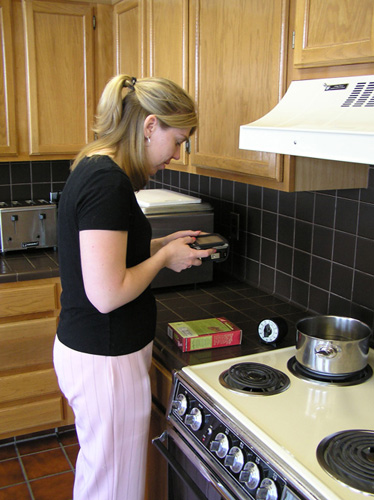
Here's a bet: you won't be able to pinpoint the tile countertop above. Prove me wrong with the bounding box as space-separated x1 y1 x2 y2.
0 249 308 369
0 248 59 283
153 279 309 371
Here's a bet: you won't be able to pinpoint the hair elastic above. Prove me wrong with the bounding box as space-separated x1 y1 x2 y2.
123 77 137 90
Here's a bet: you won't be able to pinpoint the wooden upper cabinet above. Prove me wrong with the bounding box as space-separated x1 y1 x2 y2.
0 0 17 156
22 0 95 155
114 0 144 78
189 0 289 183
146 0 188 87
293 0 374 69
145 0 189 166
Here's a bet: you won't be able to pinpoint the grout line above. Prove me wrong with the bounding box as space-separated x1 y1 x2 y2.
15 446 35 500
58 441 77 473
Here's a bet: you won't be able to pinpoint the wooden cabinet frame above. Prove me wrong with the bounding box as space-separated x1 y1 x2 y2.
0 0 17 156
22 0 95 155
0 278 74 440
188 0 289 184
294 0 374 69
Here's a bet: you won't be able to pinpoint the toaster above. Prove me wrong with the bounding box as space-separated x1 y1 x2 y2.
0 200 57 253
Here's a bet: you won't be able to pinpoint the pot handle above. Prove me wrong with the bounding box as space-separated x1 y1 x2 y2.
315 342 339 358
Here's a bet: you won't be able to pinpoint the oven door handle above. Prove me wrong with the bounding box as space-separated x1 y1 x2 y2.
153 431 237 500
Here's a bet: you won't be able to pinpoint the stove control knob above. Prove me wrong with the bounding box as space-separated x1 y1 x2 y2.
255 478 278 500
210 433 229 458
172 394 187 416
239 461 260 489
224 446 244 473
184 407 202 431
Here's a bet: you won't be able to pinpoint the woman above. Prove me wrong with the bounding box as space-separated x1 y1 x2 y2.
53 74 215 500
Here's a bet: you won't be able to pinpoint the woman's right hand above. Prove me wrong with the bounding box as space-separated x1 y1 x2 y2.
161 236 215 272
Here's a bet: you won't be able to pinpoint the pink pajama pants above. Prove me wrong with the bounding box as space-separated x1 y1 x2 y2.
53 335 153 500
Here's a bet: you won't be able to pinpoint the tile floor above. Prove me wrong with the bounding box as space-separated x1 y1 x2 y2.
0 427 78 500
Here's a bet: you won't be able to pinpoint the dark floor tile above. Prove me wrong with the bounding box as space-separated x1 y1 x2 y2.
0 483 32 500
58 430 78 447
0 458 25 488
64 445 79 468
17 435 60 455
21 448 71 480
30 471 74 500
0 444 17 461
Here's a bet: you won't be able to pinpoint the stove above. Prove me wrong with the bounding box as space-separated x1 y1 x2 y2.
160 347 374 500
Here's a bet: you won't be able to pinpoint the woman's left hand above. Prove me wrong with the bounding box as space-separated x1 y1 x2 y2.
151 230 201 255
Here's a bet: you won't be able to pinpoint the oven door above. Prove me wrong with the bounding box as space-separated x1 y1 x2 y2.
153 427 241 500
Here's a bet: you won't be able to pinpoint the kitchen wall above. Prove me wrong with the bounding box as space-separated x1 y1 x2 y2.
0 161 69 202
1 160 373 329
149 166 374 331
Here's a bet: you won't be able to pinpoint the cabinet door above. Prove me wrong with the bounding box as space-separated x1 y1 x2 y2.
146 0 188 88
114 0 144 78
294 0 374 68
0 282 58 318
0 397 64 437
0 0 17 156
0 317 58 370
22 0 95 155
189 0 289 183
145 0 189 166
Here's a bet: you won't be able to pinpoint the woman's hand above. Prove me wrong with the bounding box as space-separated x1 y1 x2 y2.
160 235 215 272
150 230 201 255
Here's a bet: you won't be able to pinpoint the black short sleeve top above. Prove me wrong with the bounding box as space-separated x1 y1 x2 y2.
57 156 156 356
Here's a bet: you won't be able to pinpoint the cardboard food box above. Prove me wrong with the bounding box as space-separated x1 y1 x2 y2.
167 317 242 352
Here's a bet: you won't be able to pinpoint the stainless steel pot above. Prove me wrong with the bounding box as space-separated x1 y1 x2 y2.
295 315 372 375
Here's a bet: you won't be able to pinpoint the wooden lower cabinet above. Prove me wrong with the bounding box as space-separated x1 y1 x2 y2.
0 276 172 497
146 357 172 500
0 277 74 440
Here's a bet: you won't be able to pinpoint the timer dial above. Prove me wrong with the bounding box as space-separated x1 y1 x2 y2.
258 318 287 345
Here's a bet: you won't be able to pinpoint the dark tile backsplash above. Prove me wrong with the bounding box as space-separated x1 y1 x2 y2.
0 160 70 203
1 160 373 330
149 166 374 330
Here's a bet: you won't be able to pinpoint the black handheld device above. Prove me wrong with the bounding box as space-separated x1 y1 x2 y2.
190 233 229 262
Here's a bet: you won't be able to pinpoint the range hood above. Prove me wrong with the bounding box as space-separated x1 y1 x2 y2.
239 75 374 165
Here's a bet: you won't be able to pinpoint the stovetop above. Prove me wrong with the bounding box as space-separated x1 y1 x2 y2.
182 346 374 500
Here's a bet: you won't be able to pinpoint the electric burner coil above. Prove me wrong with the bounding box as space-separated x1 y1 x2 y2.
317 429 374 495
219 362 290 395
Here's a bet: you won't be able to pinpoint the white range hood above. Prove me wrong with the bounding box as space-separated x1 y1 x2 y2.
239 75 374 165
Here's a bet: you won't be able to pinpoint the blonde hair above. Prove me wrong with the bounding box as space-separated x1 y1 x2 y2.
71 75 198 191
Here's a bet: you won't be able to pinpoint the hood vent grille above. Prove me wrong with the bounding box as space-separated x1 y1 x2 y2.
342 81 374 107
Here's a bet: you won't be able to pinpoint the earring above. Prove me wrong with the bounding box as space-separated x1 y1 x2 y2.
147 136 151 144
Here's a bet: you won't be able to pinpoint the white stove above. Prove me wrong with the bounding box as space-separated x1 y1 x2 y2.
162 346 374 500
